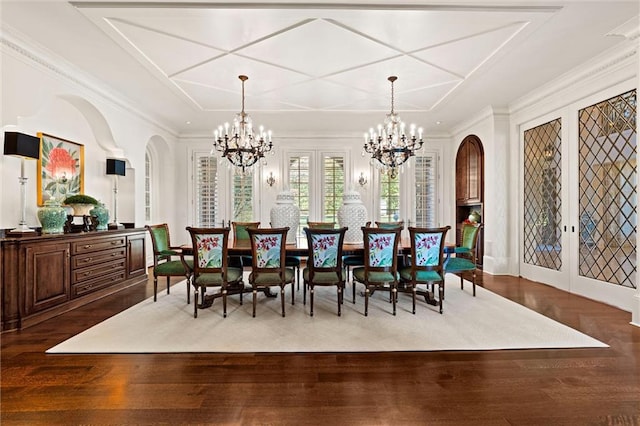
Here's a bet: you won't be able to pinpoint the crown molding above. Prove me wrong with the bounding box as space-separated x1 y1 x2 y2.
509 42 637 118
1 25 178 138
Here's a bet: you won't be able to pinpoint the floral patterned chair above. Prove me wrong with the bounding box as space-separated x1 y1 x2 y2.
399 226 450 314
352 227 401 316
302 227 348 316
247 227 296 317
444 222 483 297
146 223 193 303
186 227 244 318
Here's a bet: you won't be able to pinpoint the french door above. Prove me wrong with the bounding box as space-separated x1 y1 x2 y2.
520 87 637 309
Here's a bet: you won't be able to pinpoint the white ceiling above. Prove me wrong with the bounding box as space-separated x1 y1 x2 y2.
1 1 638 138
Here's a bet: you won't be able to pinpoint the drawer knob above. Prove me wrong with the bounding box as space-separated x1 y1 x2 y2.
111 241 119 245
84 244 92 249
83 257 92 263
84 271 91 276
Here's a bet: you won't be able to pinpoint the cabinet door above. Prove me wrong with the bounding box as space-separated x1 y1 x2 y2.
24 242 70 315
466 139 482 203
127 234 146 277
455 146 468 203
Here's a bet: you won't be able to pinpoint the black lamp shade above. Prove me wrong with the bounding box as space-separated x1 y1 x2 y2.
106 158 126 176
3 132 40 159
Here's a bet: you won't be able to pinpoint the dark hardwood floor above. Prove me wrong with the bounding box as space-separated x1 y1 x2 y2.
2 270 639 425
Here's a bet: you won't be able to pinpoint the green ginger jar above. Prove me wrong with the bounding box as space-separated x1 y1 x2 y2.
90 203 109 231
37 198 67 234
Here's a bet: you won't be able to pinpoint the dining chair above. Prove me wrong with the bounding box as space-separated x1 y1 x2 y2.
146 223 193 303
374 220 404 229
352 226 401 316
307 221 336 229
302 226 348 316
247 227 296 317
231 221 260 268
445 222 483 296
186 227 244 318
399 226 450 314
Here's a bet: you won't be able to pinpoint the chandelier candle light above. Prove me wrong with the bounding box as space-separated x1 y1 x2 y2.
212 75 273 173
363 76 424 178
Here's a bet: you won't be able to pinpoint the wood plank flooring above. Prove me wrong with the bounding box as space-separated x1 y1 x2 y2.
2 271 639 425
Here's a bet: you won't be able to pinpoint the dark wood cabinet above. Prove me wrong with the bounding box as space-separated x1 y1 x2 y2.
456 135 484 205
1 229 147 331
24 242 71 315
455 135 484 267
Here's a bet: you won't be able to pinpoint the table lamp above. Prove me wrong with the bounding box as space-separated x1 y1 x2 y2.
3 132 41 234
106 158 126 229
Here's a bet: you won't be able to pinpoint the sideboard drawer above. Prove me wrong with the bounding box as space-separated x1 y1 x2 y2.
72 258 126 285
71 237 126 255
72 270 127 297
72 247 126 269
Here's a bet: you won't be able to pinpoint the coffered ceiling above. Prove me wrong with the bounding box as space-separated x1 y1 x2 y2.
1 1 638 137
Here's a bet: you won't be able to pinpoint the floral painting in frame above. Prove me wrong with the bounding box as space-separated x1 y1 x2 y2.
37 133 84 206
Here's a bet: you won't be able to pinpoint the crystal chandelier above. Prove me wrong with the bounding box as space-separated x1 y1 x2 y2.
212 75 273 173
363 76 424 178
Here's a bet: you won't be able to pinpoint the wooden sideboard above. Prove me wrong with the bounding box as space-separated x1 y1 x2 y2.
1 228 147 332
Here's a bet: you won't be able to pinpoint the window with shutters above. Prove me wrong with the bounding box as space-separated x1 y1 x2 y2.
193 152 218 226
144 150 151 222
289 155 310 234
233 171 254 221
379 171 400 222
322 156 344 223
414 154 437 227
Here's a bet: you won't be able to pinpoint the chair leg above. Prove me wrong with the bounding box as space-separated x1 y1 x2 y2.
352 279 357 304
337 285 342 317
153 276 158 302
412 284 416 314
364 287 370 316
193 288 198 318
166 277 170 294
472 269 477 296
460 275 464 290
252 289 257 318
291 280 295 306
186 277 190 304
438 283 444 314
281 286 286 317
303 279 307 305
392 285 397 316
222 287 227 318
310 286 314 317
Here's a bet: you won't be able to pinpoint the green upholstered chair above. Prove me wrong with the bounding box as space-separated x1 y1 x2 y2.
399 226 450 314
247 227 296 317
374 221 404 229
186 227 244 318
302 226 347 316
146 223 193 303
231 221 260 268
445 222 483 296
352 226 401 316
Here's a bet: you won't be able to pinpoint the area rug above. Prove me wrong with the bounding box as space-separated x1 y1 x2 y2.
47 276 607 353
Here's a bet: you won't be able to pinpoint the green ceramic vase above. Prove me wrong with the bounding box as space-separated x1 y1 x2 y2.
90 203 109 231
37 199 67 234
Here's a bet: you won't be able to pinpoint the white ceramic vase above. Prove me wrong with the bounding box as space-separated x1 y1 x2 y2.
270 190 300 244
337 190 368 243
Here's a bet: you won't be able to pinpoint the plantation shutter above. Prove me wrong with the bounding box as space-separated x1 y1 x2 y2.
233 170 254 221
322 155 345 223
414 154 437 227
194 152 218 226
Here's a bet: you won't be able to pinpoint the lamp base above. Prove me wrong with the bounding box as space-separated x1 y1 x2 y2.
108 223 124 230
7 224 36 235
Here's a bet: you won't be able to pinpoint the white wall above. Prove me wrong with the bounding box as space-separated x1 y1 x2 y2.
1 30 178 233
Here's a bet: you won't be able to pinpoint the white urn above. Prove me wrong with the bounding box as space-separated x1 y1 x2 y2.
337 189 368 243
270 190 300 244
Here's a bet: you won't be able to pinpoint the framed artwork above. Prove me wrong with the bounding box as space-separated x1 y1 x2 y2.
37 133 84 206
